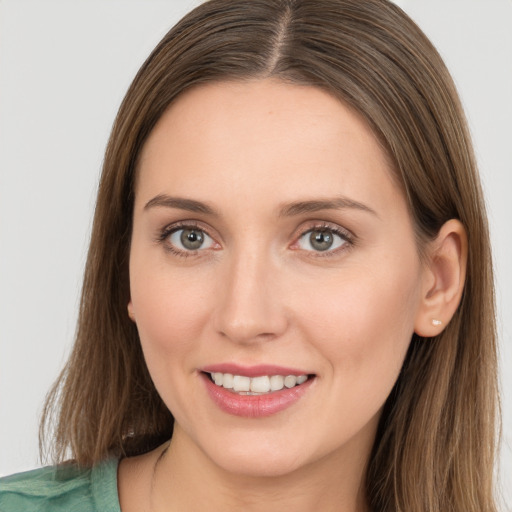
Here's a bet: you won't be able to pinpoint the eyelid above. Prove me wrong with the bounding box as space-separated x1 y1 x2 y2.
155 219 355 258
169 227 215 250
156 220 221 256
158 219 215 238
290 221 355 255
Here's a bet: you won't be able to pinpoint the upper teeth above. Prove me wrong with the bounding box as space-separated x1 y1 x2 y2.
210 372 309 393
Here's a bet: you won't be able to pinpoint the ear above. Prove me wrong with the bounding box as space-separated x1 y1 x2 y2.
127 301 136 322
414 219 468 337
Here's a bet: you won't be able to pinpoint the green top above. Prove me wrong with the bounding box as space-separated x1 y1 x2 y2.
0 458 120 512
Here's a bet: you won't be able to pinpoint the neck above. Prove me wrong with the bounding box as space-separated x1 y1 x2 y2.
150 426 371 512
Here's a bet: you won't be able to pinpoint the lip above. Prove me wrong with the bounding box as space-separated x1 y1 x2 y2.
200 363 310 378
200 369 315 418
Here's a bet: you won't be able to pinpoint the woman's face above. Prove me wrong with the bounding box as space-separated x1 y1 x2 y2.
129 79 428 477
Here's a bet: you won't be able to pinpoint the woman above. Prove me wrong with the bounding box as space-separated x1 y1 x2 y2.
0 0 499 511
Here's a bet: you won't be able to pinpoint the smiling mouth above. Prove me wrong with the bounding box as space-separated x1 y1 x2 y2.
205 372 314 395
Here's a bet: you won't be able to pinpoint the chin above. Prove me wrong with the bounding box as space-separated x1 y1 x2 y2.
198 432 317 479
214 450 306 478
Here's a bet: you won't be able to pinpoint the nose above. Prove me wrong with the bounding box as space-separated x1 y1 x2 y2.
212 248 288 345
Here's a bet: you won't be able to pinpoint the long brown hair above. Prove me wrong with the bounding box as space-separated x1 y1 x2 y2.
40 1 499 510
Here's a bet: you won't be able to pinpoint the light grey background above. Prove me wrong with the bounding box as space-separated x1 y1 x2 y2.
1 0 511 507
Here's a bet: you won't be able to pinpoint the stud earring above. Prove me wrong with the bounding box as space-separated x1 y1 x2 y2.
432 319 442 326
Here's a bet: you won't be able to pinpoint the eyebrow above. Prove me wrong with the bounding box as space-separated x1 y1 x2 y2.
144 194 378 218
279 197 378 218
144 194 218 215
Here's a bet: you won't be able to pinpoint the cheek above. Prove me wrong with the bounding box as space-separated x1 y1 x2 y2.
129 263 214 367
294 257 422 393
129 265 218 422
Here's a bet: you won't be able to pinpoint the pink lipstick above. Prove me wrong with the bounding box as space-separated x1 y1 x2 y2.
200 364 314 418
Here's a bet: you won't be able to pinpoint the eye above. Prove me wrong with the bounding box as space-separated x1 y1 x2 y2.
168 227 215 251
297 228 348 252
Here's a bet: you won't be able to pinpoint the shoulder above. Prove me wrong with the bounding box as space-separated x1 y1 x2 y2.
0 458 120 512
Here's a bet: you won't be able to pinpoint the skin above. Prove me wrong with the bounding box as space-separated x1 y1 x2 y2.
120 79 466 512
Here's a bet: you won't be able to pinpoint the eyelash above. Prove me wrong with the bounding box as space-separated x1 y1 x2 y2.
156 221 210 258
156 221 355 258
294 222 354 258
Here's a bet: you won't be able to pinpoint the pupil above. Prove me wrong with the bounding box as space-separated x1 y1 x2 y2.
181 229 204 250
310 230 333 251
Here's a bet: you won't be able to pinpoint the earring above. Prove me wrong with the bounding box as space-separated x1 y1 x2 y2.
432 319 442 326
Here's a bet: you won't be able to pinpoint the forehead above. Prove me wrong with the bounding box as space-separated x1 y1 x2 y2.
135 79 404 219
